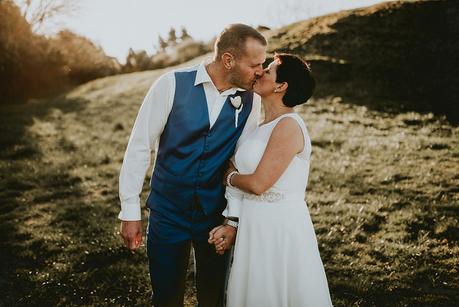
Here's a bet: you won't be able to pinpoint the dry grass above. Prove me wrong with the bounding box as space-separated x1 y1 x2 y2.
266 0 459 124
0 59 199 306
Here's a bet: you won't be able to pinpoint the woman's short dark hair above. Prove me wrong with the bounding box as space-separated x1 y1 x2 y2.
274 53 315 107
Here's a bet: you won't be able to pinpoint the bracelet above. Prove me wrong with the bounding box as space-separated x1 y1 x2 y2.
226 170 239 188
224 218 239 228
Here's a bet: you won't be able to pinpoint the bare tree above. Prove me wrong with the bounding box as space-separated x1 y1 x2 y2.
15 0 79 32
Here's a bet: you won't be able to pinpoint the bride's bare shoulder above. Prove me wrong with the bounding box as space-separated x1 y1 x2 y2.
269 116 304 153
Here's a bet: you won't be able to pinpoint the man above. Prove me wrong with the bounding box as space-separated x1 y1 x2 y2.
118 24 266 307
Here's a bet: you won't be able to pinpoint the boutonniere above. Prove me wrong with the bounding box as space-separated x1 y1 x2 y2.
230 95 243 128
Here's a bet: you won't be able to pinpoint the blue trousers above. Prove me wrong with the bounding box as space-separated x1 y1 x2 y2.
146 194 228 307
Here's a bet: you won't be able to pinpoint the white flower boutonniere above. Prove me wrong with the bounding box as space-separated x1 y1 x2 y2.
230 95 243 128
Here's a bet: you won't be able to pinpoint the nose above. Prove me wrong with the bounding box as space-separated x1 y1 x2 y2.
255 69 264 78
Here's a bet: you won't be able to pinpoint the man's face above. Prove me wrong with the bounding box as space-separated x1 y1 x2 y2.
229 38 266 90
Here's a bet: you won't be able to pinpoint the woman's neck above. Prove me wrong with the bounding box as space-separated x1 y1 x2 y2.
261 97 294 123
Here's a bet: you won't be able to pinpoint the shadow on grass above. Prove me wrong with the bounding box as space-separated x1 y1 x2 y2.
0 92 156 305
319 195 459 306
0 94 146 305
330 277 456 307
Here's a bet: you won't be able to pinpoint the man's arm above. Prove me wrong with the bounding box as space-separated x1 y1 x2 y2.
118 72 174 250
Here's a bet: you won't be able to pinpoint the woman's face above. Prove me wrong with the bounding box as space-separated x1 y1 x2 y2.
253 59 280 97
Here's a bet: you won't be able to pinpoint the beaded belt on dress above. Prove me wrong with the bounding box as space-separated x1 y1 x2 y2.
243 191 304 203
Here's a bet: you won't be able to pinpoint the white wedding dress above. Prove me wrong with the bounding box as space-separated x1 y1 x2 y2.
226 113 333 307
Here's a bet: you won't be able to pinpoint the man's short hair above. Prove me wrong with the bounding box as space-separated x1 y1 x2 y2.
214 23 267 59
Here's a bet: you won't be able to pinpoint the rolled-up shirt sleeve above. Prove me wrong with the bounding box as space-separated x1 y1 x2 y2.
222 186 244 218
118 72 174 221
222 93 261 219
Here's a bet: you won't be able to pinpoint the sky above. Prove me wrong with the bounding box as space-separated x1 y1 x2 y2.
37 0 389 63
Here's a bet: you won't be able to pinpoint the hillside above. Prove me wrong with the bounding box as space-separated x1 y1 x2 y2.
267 0 459 123
0 1 458 306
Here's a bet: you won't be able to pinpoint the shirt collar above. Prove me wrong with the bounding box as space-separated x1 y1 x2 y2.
194 60 246 96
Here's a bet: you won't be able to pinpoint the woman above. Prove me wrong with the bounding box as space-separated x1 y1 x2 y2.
214 53 332 306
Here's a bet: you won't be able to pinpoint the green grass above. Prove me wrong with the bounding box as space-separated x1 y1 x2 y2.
1 56 458 306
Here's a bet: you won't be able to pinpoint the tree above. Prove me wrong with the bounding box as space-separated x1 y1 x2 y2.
167 27 177 46
124 48 152 72
180 26 191 41
14 0 78 32
157 34 168 52
1 1 118 103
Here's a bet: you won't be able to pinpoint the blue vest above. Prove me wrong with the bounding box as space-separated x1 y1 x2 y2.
147 69 254 216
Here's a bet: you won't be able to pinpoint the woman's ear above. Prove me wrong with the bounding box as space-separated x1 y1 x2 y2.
222 52 235 70
274 82 288 93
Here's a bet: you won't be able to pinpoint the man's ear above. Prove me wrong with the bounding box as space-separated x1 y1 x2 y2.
222 52 235 70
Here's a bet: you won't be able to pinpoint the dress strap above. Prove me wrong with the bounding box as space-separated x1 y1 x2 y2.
273 113 311 160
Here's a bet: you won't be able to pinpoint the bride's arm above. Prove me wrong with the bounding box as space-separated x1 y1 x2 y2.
229 117 304 195
222 160 244 218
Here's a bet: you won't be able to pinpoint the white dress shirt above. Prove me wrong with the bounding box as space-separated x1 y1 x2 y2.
118 60 261 221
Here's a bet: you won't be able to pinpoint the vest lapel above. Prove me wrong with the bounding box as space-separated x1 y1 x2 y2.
209 95 233 132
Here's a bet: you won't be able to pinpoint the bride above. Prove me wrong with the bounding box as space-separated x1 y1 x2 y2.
209 53 332 307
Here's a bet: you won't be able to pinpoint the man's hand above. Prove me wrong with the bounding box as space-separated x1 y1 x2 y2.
120 220 143 251
208 225 237 255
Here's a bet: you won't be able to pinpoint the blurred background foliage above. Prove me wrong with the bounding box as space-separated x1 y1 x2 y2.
0 0 213 104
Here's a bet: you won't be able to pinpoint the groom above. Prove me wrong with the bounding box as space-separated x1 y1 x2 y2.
118 24 266 307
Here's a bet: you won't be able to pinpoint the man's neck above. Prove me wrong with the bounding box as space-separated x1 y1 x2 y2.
206 61 233 93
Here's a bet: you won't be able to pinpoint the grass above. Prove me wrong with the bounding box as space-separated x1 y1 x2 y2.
0 55 458 306
299 99 459 306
